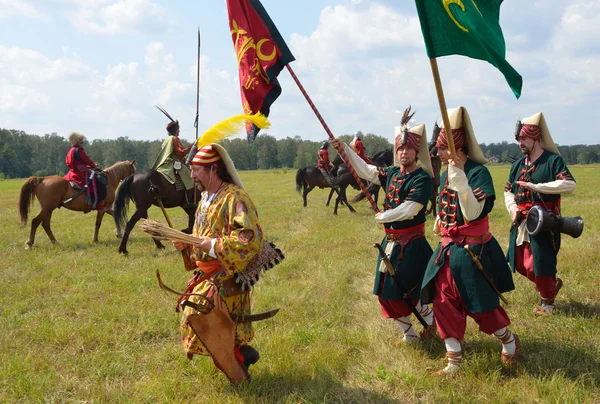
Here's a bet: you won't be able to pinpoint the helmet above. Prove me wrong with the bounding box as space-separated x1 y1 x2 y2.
321 140 330 149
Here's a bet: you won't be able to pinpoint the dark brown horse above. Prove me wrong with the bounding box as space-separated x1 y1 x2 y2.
333 149 394 212
295 166 351 214
18 160 136 249
113 168 197 255
295 149 393 215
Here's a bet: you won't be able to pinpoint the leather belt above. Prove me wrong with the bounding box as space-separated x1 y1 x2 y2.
441 232 491 249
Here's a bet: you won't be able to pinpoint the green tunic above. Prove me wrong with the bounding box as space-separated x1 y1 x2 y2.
152 136 194 190
505 151 575 276
421 159 515 313
374 167 433 300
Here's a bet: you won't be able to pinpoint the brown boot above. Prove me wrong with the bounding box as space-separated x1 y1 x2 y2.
501 334 522 366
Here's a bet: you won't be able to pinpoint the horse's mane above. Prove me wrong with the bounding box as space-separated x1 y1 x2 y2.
371 149 392 162
104 160 135 181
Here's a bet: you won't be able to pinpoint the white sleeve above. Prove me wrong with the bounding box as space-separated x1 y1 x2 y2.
447 164 485 221
374 201 423 223
527 180 576 195
340 143 381 185
504 191 519 215
208 238 217 258
432 216 441 236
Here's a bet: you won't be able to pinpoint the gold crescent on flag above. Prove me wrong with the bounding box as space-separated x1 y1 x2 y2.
443 0 483 33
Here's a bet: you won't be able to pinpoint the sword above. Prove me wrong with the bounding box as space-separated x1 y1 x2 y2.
464 245 509 305
373 243 429 329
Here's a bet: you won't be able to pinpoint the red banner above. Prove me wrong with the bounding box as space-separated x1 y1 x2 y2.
227 0 295 142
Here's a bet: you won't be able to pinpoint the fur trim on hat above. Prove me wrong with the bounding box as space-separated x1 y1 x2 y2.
68 132 85 146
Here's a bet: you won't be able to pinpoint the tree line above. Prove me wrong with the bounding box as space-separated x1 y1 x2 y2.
1 127 599 179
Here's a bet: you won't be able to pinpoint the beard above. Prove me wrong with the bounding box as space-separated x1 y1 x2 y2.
520 145 531 155
194 179 206 191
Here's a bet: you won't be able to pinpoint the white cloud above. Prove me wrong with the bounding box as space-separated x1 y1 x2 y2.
66 0 173 35
0 79 50 111
0 0 49 20
552 1 600 55
0 45 97 83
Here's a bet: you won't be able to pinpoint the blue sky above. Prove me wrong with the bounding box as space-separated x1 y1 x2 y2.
1 0 599 146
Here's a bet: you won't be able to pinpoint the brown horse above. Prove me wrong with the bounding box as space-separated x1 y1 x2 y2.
18 160 136 249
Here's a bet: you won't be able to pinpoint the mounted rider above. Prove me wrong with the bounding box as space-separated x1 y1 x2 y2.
152 105 194 192
63 132 107 212
317 140 337 187
350 131 373 164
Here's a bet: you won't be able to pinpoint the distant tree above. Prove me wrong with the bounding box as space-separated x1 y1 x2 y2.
253 134 278 169
277 137 300 168
2 126 599 179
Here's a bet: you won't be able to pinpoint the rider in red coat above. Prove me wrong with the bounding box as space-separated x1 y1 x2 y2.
64 132 98 187
64 132 106 211
317 141 332 173
350 132 372 164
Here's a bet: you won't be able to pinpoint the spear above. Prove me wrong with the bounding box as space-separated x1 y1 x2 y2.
186 28 202 203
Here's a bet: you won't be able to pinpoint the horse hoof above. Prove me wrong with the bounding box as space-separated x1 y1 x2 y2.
157 244 166 250
119 247 128 255
24 244 31 250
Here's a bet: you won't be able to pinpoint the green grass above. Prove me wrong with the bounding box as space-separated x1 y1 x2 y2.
1 165 599 403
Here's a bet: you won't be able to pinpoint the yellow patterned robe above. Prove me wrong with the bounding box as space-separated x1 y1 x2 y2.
181 182 264 357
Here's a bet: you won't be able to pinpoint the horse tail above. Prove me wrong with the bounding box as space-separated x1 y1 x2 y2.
350 182 378 203
295 168 306 193
114 174 133 234
18 177 43 227
350 191 366 204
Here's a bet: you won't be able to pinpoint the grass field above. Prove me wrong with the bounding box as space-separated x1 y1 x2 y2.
1 164 599 403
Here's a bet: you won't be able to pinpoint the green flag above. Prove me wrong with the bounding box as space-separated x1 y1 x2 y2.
415 0 522 98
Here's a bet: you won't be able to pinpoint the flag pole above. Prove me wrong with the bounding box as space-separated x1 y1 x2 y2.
429 58 457 159
285 64 380 213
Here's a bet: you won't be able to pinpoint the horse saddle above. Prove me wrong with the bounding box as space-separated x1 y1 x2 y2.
69 181 83 190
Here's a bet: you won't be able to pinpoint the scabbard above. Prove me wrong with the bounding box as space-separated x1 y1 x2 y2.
373 243 429 329
464 245 509 305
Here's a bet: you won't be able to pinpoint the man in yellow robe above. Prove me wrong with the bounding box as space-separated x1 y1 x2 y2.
173 143 264 377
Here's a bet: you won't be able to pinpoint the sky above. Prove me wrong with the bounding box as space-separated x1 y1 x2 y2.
1 0 599 146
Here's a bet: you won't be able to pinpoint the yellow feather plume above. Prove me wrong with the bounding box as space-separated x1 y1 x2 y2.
196 113 270 147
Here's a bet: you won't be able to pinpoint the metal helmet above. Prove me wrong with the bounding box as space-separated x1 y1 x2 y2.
321 140 329 149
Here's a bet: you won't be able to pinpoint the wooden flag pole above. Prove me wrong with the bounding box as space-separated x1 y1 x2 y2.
429 58 457 160
285 64 380 213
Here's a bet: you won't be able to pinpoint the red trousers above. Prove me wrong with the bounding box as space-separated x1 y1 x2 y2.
514 243 558 299
377 276 417 318
432 255 510 341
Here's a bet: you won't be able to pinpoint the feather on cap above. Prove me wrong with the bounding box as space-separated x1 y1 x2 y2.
196 113 270 148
